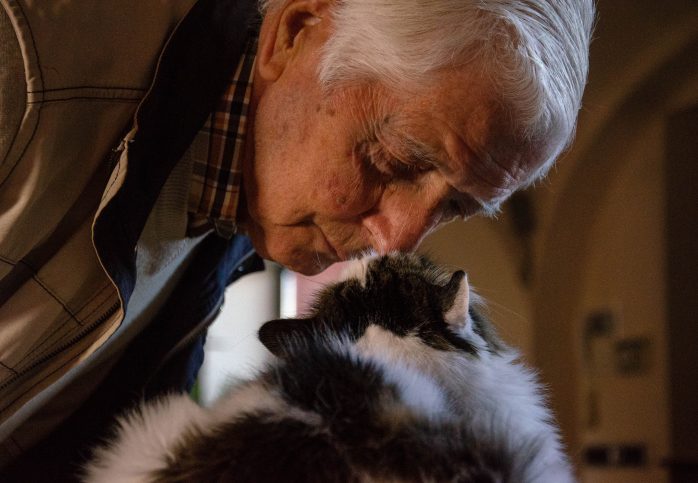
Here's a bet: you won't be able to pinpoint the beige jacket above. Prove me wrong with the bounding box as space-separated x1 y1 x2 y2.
0 0 198 430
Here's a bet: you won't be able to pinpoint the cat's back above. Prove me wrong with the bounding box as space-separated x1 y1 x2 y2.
85 344 503 483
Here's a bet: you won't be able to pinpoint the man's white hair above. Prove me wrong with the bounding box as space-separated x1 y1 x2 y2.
259 0 595 183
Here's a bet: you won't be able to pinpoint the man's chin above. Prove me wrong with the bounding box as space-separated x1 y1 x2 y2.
258 247 336 275
241 224 337 275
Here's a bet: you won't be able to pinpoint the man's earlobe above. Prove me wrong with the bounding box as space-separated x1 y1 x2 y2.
257 0 325 82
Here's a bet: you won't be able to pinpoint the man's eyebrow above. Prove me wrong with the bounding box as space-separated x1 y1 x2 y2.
409 139 507 217
399 135 442 166
386 126 506 217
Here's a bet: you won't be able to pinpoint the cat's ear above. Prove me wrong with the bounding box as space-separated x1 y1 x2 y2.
442 270 470 328
258 317 317 357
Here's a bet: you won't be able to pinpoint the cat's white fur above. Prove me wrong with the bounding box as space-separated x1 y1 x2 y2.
340 252 377 286
83 260 573 483
352 323 573 482
85 395 209 483
84 384 322 483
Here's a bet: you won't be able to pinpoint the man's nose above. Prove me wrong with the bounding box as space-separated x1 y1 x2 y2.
362 204 440 254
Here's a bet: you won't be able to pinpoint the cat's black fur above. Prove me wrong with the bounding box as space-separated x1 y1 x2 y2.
84 253 573 483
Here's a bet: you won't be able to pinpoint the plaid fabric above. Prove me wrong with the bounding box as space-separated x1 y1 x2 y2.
187 38 256 238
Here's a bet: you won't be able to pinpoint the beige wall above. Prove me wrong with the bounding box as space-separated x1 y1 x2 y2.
574 115 671 483
531 0 698 474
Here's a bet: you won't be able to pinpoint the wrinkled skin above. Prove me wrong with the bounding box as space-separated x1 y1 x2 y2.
237 0 558 274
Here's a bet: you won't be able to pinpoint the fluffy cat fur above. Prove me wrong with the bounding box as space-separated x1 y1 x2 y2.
83 253 574 482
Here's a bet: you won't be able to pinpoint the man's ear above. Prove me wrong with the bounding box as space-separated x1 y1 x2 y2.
258 317 317 357
257 0 327 82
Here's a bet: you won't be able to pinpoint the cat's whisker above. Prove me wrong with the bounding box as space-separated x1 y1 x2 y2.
295 275 329 287
484 299 527 323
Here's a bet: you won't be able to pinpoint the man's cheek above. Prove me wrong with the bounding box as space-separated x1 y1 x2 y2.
324 176 354 212
324 176 382 217
264 226 310 258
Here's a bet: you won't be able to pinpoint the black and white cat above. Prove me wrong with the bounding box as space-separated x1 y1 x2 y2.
83 253 574 482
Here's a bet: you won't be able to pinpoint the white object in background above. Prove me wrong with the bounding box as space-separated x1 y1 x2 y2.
197 262 279 406
279 268 298 319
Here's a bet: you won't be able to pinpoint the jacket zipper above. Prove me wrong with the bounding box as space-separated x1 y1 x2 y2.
0 301 120 398
129 2 198 136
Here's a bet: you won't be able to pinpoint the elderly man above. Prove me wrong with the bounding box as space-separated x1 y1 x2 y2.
0 0 593 478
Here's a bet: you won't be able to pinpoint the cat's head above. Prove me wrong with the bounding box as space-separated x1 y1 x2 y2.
259 253 502 359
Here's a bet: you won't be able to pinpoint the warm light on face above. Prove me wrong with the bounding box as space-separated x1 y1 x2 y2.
238 5 549 275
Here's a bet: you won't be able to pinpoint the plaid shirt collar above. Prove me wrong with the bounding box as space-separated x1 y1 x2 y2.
187 38 256 238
